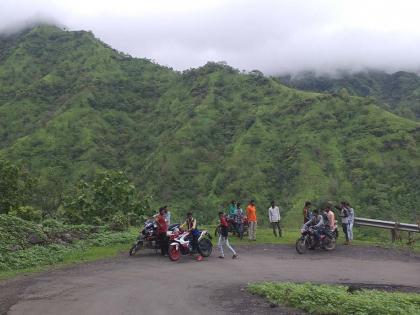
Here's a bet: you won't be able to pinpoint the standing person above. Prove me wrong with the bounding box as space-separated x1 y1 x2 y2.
268 201 282 237
338 202 350 245
155 207 168 256
181 212 202 261
325 206 336 231
246 200 257 241
218 212 238 259
235 202 244 239
303 201 311 223
163 205 171 225
346 202 355 244
228 200 237 218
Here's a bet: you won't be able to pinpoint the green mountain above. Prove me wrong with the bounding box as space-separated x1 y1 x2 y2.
277 70 420 121
0 25 419 223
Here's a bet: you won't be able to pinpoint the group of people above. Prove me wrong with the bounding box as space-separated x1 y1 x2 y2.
302 201 355 245
154 199 355 262
226 199 283 240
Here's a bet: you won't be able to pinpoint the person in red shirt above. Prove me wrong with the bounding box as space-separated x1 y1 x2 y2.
218 212 237 259
155 207 168 256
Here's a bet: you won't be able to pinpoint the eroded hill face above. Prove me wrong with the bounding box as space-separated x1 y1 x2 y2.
0 25 419 223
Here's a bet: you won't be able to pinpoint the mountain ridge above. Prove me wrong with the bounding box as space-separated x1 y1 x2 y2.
0 25 419 224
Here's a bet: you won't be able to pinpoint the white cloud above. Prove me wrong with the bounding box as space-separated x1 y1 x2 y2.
1 0 420 74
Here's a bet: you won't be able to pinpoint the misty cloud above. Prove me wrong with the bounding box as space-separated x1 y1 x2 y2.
1 0 420 74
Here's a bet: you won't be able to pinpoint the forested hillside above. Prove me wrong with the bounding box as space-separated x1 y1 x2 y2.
0 25 419 224
277 71 420 121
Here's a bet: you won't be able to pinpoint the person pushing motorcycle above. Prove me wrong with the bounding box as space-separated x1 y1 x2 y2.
155 207 169 256
181 212 202 261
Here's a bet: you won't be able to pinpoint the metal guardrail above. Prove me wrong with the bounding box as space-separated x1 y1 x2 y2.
354 217 420 233
354 217 419 244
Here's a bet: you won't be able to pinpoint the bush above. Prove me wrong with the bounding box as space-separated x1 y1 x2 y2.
0 214 48 253
108 212 129 231
9 206 42 222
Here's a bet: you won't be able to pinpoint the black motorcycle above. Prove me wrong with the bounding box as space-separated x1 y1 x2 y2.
129 219 180 256
295 225 336 254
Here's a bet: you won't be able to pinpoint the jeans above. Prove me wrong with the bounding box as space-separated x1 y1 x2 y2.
342 223 349 241
158 232 168 255
348 222 354 240
235 223 244 238
218 235 236 257
271 221 282 237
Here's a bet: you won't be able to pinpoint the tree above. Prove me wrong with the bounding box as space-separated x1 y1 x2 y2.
63 170 149 224
0 160 34 214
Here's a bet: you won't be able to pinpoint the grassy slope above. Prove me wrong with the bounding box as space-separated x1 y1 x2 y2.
0 25 419 225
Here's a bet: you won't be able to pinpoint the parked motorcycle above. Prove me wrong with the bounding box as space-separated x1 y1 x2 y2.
129 219 180 256
295 225 336 254
168 229 213 261
214 216 249 239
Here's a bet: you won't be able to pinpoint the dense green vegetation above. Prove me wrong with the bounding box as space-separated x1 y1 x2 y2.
248 282 420 315
277 70 420 121
0 24 419 227
0 214 136 273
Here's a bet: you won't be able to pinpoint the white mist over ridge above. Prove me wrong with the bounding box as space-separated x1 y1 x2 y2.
2 0 420 75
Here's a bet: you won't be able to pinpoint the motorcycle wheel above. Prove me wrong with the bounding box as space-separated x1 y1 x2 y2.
168 244 181 261
198 238 213 257
323 237 336 251
295 238 307 254
129 243 140 256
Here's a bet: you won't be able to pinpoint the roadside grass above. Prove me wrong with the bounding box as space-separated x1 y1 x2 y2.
0 228 139 280
248 282 420 315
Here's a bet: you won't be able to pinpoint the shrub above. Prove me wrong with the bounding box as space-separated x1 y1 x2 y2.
9 206 42 222
109 212 129 231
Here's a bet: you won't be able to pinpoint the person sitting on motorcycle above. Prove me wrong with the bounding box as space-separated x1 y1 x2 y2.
303 209 324 242
155 207 168 256
181 212 202 261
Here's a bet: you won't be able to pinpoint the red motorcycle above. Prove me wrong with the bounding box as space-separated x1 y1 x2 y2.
168 228 213 261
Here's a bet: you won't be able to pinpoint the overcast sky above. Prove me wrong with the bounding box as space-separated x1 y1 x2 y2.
1 0 420 74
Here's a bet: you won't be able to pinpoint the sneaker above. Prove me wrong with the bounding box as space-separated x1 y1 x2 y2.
218 255 225 259
196 255 203 261
232 254 238 259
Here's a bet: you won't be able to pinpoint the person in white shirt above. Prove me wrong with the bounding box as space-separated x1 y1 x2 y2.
345 202 355 243
268 201 282 237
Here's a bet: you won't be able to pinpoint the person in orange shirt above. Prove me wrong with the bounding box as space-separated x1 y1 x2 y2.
246 200 257 241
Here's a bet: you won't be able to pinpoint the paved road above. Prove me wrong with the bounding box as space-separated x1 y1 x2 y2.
1 244 420 315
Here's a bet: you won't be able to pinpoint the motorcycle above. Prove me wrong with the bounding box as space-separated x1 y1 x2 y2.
129 219 180 256
168 229 213 261
214 216 249 239
295 225 336 254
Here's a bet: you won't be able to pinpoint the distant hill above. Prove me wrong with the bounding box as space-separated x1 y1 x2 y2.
276 70 420 121
0 25 419 223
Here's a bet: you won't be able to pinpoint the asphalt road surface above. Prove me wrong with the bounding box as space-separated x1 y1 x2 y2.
1 244 419 315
